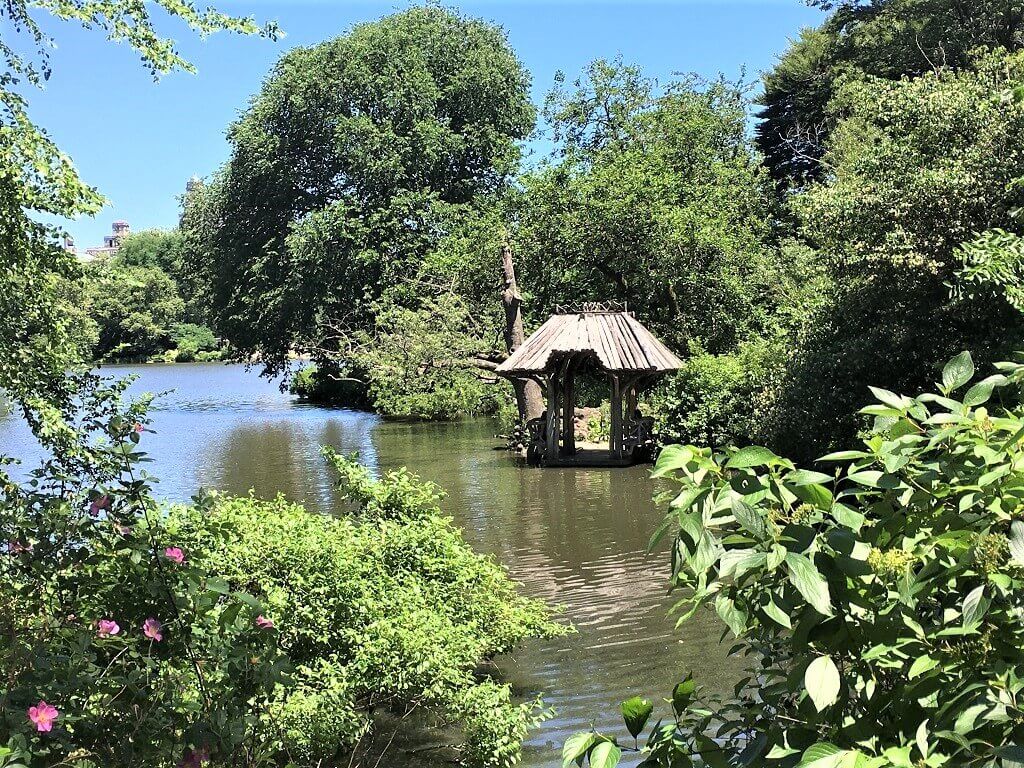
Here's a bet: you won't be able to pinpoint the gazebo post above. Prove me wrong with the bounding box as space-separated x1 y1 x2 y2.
609 374 622 457
546 374 560 461
562 356 577 456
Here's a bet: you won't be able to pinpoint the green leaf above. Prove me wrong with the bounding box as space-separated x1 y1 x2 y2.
785 552 833 616
563 733 597 768
731 497 766 538
1009 521 1024 567
672 675 696 715
962 585 988 628
620 696 653 739
963 375 1003 406
588 740 621 768
726 445 781 469
942 351 974 392
908 655 938 680
804 655 841 711
763 598 792 629
715 593 747 637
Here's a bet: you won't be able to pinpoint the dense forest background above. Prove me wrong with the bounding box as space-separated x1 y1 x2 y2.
68 0 1024 462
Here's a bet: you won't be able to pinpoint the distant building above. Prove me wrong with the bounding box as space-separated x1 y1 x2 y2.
80 220 130 262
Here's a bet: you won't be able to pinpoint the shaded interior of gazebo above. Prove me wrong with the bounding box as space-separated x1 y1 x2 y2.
496 306 684 467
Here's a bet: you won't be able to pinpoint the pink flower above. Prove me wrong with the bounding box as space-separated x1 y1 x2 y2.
89 495 110 517
164 547 185 564
179 747 209 768
27 701 58 733
255 615 274 629
133 422 144 433
115 524 132 536
143 617 163 642
8 540 31 554
97 619 120 637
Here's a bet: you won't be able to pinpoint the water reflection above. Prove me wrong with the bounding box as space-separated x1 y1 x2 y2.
0 363 745 768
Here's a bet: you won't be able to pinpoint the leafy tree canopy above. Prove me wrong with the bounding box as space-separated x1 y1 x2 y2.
185 6 535 377
757 0 1024 186
768 50 1024 461
513 59 783 354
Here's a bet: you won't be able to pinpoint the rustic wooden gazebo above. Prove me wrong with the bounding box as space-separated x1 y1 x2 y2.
496 304 684 467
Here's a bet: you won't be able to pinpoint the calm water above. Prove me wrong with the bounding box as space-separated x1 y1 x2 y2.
0 363 743 766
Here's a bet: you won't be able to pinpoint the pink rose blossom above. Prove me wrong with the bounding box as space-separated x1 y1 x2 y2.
179 747 209 768
164 547 185 564
27 701 58 733
255 615 274 629
143 617 163 642
133 422 144 433
89 495 110 517
97 619 120 637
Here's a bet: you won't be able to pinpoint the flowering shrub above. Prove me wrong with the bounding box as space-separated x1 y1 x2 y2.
0 374 285 767
566 352 1024 767
1 374 562 767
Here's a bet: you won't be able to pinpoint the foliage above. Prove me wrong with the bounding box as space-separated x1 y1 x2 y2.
83 259 186 361
955 229 1024 314
288 364 371 409
170 324 219 362
183 6 534 383
757 0 1024 186
513 59 781 353
568 351 1024 767
771 51 1024 461
652 338 785 450
0 374 287 767
116 230 210 325
0 0 275 410
168 448 566 766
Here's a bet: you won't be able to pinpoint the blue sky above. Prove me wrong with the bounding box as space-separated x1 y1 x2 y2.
22 0 823 248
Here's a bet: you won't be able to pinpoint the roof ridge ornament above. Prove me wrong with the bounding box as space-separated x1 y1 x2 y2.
553 300 629 315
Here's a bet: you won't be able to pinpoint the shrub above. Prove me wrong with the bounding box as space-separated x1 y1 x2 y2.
567 352 1024 768
0 374 284 768
171 323 218 360
1 375 563 767
652 338 784 449
166 448 566 767
288 364 371 409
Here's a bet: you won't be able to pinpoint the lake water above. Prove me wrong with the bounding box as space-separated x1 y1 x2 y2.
0 363 743 767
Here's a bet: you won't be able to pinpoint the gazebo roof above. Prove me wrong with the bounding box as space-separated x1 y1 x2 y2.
496 310 684 376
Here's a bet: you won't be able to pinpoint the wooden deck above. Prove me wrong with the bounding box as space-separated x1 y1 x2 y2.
536 441 641 468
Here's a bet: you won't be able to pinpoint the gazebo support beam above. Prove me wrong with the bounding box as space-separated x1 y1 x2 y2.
561 356 577 456
609 374 622 457
545 374 560 461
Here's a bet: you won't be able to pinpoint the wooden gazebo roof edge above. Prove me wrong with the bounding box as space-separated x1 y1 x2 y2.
495 311 684 377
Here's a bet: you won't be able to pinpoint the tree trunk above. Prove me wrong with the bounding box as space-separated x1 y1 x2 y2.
501 241 544 422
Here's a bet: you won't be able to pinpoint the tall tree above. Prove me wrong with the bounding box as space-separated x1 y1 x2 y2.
757 0 1024 187
770 50 1024 460
514 59 781 355
186 7 535 381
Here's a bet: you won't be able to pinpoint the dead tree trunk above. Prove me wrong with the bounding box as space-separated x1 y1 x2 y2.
501 241 544 422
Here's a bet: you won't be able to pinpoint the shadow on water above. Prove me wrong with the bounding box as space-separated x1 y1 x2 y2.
0 363 746 768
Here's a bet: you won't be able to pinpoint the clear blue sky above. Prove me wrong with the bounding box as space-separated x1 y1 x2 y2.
24 0 823 248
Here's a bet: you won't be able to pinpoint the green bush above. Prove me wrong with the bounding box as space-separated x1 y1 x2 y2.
1 375 563 767
171 323 219 361
167 448 566 767
288 364 371 409
567 352 1024 768
652 338 784 449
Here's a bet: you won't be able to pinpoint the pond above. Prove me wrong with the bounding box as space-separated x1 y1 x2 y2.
0 363 743 767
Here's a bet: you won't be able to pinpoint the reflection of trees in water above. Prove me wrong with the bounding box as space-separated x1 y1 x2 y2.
213 412 380 512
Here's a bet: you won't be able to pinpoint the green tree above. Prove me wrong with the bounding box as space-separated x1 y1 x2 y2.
117 228 212 325
184 7 535 382
513 59 781 355
84 260 185 360
757 0 1024 186
769 51 1024 461
567 352 1024 768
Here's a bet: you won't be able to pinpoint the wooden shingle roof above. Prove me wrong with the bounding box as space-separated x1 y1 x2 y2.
496 311 684 376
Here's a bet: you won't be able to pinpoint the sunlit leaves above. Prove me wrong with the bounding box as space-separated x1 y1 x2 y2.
804 655 841 711
620 697 653 739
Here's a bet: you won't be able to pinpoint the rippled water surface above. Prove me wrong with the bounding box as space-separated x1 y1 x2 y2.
0 363 744 767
